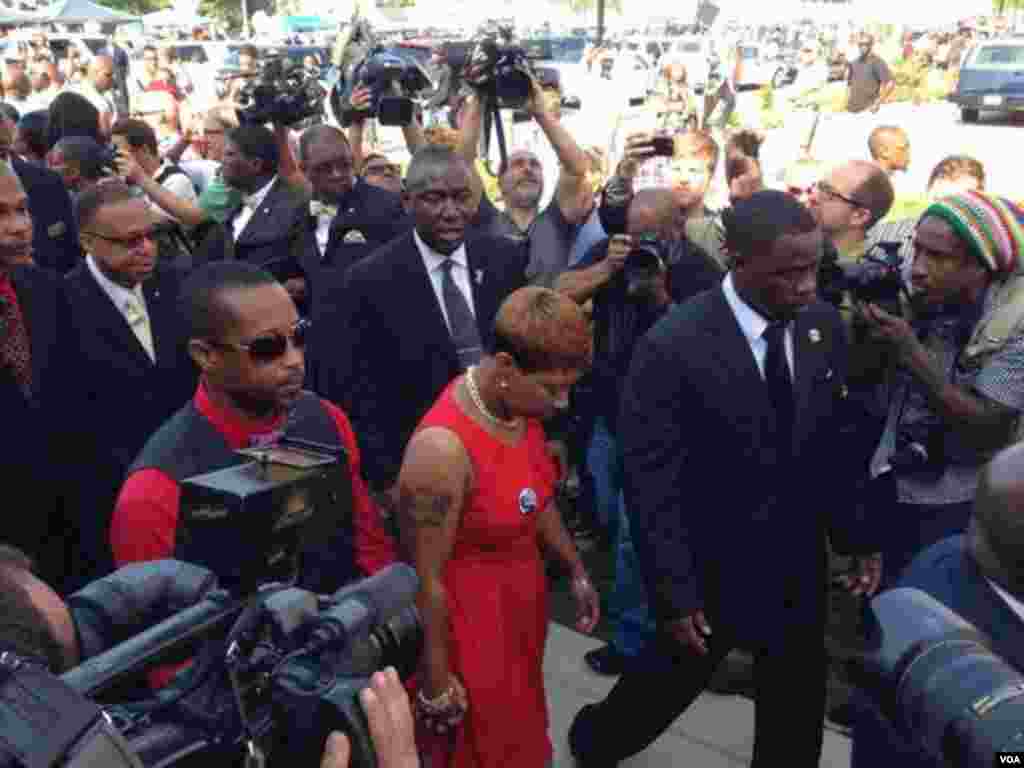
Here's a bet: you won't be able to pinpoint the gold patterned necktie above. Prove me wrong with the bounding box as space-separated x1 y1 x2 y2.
0 293 32 397
310 200 338 219
125 295 155 362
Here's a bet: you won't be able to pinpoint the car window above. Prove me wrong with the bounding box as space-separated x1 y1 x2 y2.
740 46 758 59
175 46 207 64
972 45 1024 66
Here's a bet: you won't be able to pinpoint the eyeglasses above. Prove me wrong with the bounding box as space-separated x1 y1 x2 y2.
82 229 156 251
364 162 399 177
211 318 311 364
816 180 865 209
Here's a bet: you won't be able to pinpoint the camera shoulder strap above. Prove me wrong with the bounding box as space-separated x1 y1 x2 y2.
962 273 1024 370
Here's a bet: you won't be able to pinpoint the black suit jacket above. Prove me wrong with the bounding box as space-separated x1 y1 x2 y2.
194 177 310 273
297 181 411 320
2 266 76 589
64 262 197 584
314 232 528 489
620 286 864 648
14 157 80 274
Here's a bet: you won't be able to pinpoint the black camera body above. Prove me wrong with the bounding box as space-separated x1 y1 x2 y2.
847 587 1024 767
0 565 422 768
819 240 906 317
462 29 541 109
237 57 327 128
332 46 432 127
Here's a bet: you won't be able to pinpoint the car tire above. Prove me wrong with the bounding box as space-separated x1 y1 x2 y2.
961 107 980 123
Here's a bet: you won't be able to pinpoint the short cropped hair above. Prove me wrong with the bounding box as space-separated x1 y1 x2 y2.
723 189 817 259
488 287 592 374
179 262 277 341
928 154 986 192
16 110 48 159
0 546 65 673
406 145 465 194
53 136 107 181
227 123 279 175
298 123 348 166
111 117 159 156
74 178 136 230
867 125 905 161
852 162 895 228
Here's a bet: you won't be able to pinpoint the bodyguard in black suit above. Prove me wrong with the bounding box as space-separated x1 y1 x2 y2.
313 146 526 492
12 155 80 273
193 124 309 282
852 442 1024 768
64 181 196 587
294 125 411 321
570 192 881 767
0 169 76 592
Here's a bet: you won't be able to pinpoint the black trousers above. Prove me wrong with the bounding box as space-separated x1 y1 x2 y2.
570 598 828 767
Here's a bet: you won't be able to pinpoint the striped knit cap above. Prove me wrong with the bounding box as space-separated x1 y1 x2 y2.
922 191 1024 275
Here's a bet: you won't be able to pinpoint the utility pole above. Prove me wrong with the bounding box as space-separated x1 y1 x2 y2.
597 0 604 43
241 0 250 39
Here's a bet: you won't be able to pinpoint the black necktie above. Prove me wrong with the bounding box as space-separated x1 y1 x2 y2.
439 259 482 370
763 322 794 456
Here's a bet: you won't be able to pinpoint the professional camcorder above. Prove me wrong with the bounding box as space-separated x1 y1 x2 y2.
819 240 907 318
459 25 542 110
623 238 665 299
236 56 327 128
0 560 422 768
330 16 432 128
845 588 1024 767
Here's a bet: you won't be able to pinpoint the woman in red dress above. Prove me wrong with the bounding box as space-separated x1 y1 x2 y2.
397 287 601 768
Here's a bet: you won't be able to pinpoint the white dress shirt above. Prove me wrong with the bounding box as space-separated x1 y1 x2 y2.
721 273 794 379
232 176 278 242
151 161 199 224
86 255 155 363
413 229 475 332
314 207 332 257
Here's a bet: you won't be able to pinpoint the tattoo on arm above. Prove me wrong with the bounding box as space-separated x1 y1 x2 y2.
400 490 453 528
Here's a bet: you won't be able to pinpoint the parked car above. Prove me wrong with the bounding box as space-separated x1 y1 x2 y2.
950 38 1024 122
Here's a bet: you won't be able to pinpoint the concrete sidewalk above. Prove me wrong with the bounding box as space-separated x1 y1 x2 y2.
543 623 852 767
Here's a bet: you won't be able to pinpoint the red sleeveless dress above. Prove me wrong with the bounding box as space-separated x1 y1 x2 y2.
416 381 558 768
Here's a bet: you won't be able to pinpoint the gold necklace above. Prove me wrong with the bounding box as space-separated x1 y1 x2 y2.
465 366 521 430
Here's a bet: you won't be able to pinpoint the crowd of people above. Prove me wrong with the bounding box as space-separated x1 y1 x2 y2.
2 18 1024 768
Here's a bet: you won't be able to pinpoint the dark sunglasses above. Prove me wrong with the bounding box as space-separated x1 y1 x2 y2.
212 318 310 364
82 228 157 251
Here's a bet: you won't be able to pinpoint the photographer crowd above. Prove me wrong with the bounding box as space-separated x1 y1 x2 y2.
4 16 1024 768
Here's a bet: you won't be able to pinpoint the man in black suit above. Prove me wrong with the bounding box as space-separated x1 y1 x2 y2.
0 109 80 273
295 124 410 320
64 180 196 587
0 161 76 592
315 145 527 496
193 124 309 292
569 191 882 767
851 441 1024 768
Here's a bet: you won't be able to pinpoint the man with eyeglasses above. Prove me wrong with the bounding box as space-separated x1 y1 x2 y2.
64 180 196 587
110 260 396 592
361 153 402 196
295 125 408 323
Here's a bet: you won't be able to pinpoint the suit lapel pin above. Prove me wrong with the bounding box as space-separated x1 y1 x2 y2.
475 269 484 285
47 222 66 238
808 328 822 344
343 230 367 244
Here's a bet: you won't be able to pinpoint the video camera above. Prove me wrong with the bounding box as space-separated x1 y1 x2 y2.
623 237 665 299
819 240 907 318
331 46 432 127
459 24 542 110
845 587 1024 767
236 56 327 128
0 561 422 768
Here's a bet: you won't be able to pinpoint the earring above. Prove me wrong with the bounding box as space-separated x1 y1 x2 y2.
499 380 509 390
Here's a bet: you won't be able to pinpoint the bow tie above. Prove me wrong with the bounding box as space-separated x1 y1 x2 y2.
310 201 338 219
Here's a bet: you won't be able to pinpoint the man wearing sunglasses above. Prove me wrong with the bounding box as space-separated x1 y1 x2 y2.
110 261 395 593
64 180 196 588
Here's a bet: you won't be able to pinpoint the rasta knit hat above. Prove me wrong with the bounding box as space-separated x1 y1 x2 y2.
922 191 1024 275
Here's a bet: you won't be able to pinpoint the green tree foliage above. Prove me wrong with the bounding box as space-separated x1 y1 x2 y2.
101 0 170 15
558 0 622 16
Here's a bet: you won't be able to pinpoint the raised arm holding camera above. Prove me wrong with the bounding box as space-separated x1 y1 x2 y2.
858 192 1024 590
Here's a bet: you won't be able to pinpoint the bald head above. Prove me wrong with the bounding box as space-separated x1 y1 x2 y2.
89 55 114 92
491 286 592 374
970 443 1024 592
868 126 910 174
844 159 894 228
